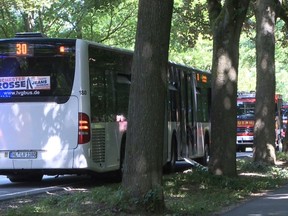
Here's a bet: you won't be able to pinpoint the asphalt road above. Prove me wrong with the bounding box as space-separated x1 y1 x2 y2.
0 175 93 201
237 150 253 158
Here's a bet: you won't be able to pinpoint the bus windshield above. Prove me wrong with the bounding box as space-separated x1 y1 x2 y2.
0 41 75 101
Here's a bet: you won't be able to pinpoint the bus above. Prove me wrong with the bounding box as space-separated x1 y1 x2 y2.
237 91 283 152
0 32 211 182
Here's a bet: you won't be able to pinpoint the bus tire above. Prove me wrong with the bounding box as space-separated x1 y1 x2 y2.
199 143 209 166
164 135 177 173
113 135 126 182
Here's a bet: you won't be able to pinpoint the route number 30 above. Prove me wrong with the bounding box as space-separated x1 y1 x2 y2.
16 43 28 55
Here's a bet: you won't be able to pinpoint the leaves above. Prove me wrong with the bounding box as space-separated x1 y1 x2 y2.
1 0 288 99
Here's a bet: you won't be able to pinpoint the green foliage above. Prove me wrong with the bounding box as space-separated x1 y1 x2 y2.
171 0 210 52
1 0 288 96
83 0 137 47
237 18 288 101
164 159 288 215
0 0 137 46
4 157 288 215
90 185 124 205
237 158 288 181
277 151 288 161
169 35 212 70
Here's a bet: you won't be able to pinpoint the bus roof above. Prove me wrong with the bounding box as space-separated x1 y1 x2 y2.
0 32 210 75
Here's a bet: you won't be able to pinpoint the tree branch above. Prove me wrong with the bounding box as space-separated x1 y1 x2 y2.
207 0 222 27
275 0 288 28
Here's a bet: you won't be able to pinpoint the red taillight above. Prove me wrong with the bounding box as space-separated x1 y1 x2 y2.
78 113 91 144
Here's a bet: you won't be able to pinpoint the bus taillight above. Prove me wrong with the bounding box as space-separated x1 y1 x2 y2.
78 113 91 144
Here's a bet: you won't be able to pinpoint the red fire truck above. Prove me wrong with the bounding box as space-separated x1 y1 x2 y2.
237 92 283 152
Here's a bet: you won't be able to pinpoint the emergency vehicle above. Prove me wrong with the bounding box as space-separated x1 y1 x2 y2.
281 103 288 138
237 92 283 152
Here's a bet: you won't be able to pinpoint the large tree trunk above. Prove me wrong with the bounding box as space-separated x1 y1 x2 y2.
207 0 250 176
121 0 173 212
253 0 277 164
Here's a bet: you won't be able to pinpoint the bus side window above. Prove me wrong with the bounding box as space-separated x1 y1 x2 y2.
89 67 106 122
116 74 130 120
197 87 210 122
89 46 132 123
105 70 117 122
91 96 104 122
89 47 117 122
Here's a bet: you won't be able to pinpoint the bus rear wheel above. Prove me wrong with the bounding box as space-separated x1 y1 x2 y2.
200 144 209 166
164 135 177 173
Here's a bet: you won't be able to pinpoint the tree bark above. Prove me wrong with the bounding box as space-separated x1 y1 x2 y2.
253 0 277 164
207 0 250 176
122 0 173 212
22 12 34 32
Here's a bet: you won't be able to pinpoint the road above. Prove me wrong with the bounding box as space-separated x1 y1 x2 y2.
237 150 253 158
0 151 253 202
0 160 194 201
0 175 96 201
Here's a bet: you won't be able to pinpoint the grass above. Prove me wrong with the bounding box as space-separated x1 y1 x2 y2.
1 155 288 216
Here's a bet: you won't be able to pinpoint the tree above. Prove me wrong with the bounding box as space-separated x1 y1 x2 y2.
253 0 277 164
121 0 173 213
253 0 288 161
0 1 19 37
172 0 210 50
0 0 135 45
11 0 58 32
170 0 212 70
207 0 250 176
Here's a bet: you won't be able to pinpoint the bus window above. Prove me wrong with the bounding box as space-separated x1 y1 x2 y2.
0 42 75 101
1 58 21 75
168 65 180 122
116 74 130 119
196 86 211 122
89 46 132 122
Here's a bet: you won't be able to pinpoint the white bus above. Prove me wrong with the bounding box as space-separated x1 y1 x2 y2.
0 33 211 182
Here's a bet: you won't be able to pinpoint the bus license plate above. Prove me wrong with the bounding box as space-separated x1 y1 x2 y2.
9 151 37 159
